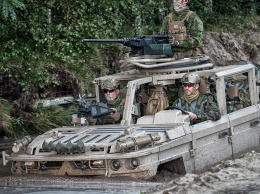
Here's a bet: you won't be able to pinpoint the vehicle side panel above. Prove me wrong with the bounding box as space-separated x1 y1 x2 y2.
191 116 233 173
229 105 260 158
158 137 195 173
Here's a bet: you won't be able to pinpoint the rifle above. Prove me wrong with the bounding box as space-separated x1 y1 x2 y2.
76 94 114 119
82 35 172 56
67 94 114 120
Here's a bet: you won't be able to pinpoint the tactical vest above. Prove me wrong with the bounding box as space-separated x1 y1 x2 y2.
168 11 193 42
168 11 198 57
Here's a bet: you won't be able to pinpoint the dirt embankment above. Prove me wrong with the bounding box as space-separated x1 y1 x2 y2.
200 31 260 67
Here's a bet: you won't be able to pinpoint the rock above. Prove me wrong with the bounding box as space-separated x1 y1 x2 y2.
200 32 260 66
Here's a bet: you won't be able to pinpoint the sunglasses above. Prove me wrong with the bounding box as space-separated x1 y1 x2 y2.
103 88 116 94
183 83 195 88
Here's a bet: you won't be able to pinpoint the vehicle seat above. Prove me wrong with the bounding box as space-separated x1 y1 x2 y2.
226 86 243 110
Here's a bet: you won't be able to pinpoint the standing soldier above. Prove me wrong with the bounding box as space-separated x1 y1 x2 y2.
172 72 221 124
89 78 125 125
160 0 204 58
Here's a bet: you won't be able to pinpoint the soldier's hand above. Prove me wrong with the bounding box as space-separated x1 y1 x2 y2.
187 111 198 120
168 36 175 44
109 108 120 121
169 36 179 47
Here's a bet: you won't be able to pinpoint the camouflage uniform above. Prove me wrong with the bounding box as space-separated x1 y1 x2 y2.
102 96 125 124
160 7 203 56
239 88 251 108
173 94 221 124
167 80 184 103
96 78 125 125
226 102 238 114
226 86 251 114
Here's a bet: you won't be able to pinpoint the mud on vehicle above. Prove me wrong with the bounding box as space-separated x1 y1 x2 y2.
2 53 260 180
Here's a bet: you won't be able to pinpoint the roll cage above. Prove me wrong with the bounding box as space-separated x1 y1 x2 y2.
93 63 259 126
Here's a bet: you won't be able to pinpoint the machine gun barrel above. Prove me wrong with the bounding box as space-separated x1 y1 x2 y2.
82 38 129 44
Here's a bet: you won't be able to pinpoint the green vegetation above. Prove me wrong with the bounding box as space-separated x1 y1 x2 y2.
0 98 13 136
0 0 259 137
202 0 260 42
15 105 77 135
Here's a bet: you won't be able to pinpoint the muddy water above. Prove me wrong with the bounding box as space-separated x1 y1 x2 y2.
0 159 160 193
0 188 140 194
1 151 260 193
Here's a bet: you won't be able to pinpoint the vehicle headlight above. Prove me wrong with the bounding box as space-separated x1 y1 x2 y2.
130 158 140 169
40 164 47 171
111 160 121 170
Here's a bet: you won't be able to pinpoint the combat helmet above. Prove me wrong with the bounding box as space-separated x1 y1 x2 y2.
181 72 200 84
101 78 119 89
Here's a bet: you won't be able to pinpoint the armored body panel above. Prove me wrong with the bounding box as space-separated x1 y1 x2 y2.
2 55 260 180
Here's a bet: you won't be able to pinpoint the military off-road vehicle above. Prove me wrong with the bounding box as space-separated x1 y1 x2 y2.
2 35 260 180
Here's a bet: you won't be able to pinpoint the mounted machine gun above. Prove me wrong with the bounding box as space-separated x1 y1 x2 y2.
83 34 171 57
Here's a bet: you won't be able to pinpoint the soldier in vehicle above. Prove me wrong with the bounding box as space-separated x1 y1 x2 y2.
172 72 221 124
160 0 203 57
89 78 125 124
226 82 251 114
